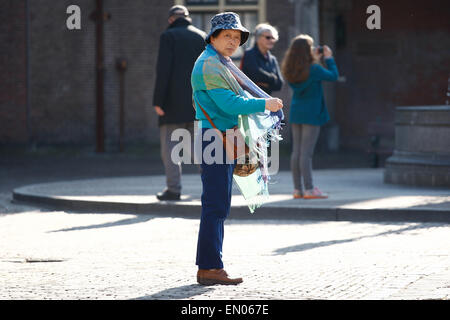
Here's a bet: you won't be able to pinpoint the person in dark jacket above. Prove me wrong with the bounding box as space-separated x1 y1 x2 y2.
153 5 206 201
240 23 283 95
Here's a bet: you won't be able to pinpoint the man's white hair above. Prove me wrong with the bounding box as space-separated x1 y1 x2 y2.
254 23 279 41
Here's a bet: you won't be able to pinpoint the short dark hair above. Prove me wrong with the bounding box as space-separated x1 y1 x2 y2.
211 29 223 38
206 29 223 43
207 29 243 43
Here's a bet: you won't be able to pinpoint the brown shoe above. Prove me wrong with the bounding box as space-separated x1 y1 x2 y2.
197 269 243 286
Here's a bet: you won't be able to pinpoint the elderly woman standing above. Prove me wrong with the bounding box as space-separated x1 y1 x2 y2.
241 23 283 95
192 12 283 285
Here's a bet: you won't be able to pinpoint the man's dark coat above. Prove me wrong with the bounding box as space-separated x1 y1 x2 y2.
153 18 206 126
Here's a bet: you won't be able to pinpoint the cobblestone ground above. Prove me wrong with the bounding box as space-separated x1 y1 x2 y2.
1 193 449 300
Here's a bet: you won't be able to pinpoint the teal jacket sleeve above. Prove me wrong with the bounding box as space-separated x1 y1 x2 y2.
289 58 339 92
206 88 266 116
310 58 339 82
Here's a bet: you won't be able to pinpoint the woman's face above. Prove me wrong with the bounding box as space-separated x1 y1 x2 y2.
257 31 276 51
210 29 241 57
310 43 320 60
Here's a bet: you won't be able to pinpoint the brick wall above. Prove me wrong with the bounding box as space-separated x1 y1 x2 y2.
1 0 170 149
1 0 448 153
0 0 28 144
322 0 450 151
27 0 95 146
102 0 169 149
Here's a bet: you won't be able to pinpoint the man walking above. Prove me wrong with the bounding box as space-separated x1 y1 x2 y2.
153 5 206 201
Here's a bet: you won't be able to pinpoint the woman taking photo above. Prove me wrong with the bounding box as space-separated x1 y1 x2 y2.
281 34 339 199
191 12 283 285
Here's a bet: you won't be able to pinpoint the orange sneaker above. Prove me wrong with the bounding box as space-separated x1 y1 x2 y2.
303 187 328 199
293 190 303 199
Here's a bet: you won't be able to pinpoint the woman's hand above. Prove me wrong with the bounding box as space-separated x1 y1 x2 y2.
265 98 283 112
154 105 165 116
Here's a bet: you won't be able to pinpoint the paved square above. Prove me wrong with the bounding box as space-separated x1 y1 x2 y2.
1 194 449 300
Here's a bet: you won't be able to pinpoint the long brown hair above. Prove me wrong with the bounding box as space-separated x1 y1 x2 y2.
281 34 317 83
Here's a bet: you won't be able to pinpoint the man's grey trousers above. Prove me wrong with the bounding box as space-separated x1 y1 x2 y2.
159 122 194 194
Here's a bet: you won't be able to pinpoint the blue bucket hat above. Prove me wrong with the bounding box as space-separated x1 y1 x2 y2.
206 12 250 46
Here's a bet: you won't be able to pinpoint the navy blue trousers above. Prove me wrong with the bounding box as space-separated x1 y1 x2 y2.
196 128 235 269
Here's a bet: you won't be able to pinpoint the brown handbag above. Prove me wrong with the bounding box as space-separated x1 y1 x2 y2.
194 98 258 177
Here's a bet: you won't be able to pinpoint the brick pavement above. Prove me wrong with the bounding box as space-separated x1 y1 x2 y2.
1 193 449 300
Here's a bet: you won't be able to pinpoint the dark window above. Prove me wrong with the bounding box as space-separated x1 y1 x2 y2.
226 0 258 4
186 0 219 5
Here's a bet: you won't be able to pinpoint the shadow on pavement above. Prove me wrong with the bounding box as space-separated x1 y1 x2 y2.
272 222 445 255
132 284 214 300
47 214 155 233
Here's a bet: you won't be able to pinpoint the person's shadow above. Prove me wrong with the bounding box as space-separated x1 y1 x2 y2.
132 284 214 300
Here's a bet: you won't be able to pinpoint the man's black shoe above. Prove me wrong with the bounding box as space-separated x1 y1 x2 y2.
156 190 180 201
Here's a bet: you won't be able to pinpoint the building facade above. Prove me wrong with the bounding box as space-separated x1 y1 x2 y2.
1 0 449 153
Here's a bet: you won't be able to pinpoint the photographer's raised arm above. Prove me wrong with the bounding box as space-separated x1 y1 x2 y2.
311 47 339 82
